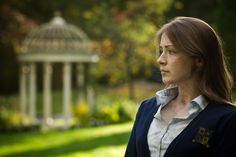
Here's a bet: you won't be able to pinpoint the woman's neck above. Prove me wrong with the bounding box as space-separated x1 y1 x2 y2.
175 79 201 106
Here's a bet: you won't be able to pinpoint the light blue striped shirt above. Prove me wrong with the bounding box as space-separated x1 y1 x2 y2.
147 87 208 157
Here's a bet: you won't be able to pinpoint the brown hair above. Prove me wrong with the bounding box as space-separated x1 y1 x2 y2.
156 16 233 104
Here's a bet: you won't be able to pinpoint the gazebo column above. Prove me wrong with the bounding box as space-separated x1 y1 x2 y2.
77 63 85 104
85 63 95 109
19 63 28 116
43 62 53 127
63 62 72 128
29 63 37 122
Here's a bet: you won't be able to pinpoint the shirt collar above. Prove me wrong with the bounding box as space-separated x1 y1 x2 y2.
191 95 208 110
155 87 208 120
156 87 178 106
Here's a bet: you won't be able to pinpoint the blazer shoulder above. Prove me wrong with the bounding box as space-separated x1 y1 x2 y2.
224 104 236 120
208 101 236 113
208 102 236 127
139 96 158 109
136 96 158 117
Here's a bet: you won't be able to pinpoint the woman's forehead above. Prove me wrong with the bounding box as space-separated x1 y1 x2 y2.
160 33 173 47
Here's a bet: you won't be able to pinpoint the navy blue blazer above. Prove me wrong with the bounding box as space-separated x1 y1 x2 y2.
124 97 236 157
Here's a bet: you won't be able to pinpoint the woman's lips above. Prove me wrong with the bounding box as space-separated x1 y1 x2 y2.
160 69 169 74
160 69 169 72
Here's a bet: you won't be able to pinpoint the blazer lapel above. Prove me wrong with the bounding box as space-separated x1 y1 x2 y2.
163 102 213 157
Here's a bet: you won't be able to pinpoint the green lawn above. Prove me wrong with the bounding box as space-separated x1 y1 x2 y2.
0 122 133 157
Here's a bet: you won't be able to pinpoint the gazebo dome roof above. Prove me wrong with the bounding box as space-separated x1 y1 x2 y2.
19 14 98 63
22 15 92 54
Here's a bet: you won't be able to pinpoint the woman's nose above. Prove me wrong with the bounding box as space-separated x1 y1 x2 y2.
157 53 166 65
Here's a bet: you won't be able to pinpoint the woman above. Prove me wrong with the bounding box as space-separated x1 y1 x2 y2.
124 16 236 157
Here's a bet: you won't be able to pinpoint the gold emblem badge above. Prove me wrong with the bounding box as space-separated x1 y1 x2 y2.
192 127 214 148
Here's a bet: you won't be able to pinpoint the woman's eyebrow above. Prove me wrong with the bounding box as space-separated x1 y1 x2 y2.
159 45 174 48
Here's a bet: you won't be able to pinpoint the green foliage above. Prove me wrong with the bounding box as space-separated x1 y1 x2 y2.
93 104 120 124
165 0 218 22
0 80 158 131
71 97 137 127
71 100 91 127
216 0 236 84
0 95 40 132
88 0 172 85
93 98 137 125
0 106 36 131
2 0 236 93
0 0 173 94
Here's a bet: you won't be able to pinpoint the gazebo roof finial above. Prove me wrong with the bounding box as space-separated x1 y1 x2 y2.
50 11 65 25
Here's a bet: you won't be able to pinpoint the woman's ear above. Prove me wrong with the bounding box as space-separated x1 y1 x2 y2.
195 58 203 71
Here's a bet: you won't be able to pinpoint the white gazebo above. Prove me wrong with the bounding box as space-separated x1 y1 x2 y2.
18 14 98 129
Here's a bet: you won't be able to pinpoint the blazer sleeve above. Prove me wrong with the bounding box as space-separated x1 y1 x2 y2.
124 102 144 157
213 110 236 157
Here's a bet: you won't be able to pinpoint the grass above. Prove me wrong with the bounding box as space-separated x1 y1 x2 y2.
0 81 162 156
0 122 133 157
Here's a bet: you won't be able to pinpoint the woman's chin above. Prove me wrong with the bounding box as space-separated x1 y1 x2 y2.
162 79 170 85
162 79 174 85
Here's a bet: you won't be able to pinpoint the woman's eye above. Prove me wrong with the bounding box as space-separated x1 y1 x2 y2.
168 49 176 55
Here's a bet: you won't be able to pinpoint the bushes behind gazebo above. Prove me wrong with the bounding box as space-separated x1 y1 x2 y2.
72 97 137 127
0 107 40 132
0 92 137 131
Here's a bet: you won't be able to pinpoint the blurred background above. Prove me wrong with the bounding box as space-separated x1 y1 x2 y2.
0 0 236 156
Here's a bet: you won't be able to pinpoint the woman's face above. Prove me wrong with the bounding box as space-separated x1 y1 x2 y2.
157 33 196 85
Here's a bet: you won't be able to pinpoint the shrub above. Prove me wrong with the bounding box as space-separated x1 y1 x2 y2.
0 106 39 132
91 97 137 126
71 100 91 127
71 97 137 127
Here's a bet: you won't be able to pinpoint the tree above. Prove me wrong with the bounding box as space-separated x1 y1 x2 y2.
216 0 236 86
0 0 172 95
0 2 36 94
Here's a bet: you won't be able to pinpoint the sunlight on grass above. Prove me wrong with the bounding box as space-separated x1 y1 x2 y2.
0 122 133 157
62 145 126 157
